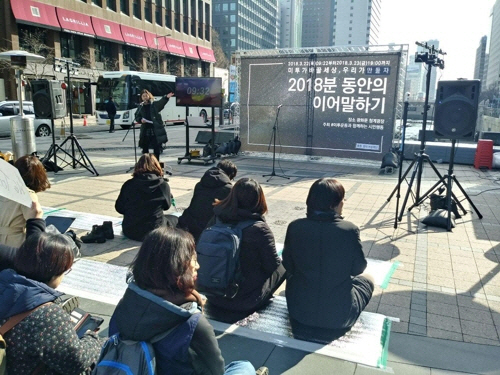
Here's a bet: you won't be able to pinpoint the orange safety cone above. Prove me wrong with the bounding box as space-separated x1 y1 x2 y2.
83 115 87 126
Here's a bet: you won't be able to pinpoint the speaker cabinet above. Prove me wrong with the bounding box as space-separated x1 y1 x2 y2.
31 79 66 119
434 80 480 140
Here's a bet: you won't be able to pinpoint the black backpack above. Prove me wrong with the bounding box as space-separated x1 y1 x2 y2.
196 220 255 298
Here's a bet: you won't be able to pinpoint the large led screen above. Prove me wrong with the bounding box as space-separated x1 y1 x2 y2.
239 52 401 160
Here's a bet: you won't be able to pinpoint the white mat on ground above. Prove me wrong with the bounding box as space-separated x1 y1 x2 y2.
276 243 398 289
210 296 391 369
42 207 122 236
58 259 128 305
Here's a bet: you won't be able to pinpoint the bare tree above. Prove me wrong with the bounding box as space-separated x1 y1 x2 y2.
211 28 229 69
142 48 160 73
79 52 119 81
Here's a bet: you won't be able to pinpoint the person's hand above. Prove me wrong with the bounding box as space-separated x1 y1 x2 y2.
141 118 147 124
167 92 175 98
28 201 43 219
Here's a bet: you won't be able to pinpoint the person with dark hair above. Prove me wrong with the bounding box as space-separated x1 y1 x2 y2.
109 227 262 375
177 159 238 241
115 153 173 241
282 178 374 342
105 96 117 133
135 89 174 161
207 178 286 313
0 231 101 374
0 155 51 247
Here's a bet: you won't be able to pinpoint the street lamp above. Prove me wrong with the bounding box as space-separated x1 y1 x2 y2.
155 33 171 73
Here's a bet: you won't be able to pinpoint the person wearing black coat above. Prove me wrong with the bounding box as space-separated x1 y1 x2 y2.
207 178 286 314
105 96 117 133
135 89 174 161
282 178 374 342
115 154 172 241
177 160 237 242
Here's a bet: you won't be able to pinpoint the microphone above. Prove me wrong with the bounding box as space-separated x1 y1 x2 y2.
277 104 283 109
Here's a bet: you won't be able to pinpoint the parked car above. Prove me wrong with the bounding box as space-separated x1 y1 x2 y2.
0 101 52 137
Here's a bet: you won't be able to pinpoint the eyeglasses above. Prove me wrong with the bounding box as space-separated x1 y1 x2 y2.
64 268 72 275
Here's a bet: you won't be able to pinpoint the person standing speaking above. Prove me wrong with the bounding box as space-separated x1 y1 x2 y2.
135 90 174 162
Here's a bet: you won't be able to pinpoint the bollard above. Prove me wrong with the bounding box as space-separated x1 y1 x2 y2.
83 115 87 126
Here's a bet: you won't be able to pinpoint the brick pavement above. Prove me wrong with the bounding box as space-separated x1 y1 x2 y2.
34 145 500 350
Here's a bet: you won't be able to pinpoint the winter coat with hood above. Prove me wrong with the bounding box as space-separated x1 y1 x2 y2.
282 211 368 329
207 206 282 311
115 173 171 241
0 269 101 375
135 95 169 149
177 167 233 241
110 282 225 375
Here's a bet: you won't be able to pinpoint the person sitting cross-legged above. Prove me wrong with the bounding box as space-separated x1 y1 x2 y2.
282 178 374 342
109 227 262 375
177 159 237 242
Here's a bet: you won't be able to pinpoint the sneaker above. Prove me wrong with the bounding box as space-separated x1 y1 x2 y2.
81 225 106 243
55 295 80 314
101 221 114 240
256 367 269 375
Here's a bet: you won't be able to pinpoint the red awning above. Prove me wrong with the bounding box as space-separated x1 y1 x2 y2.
56 8 95 38
183 42 200 60
165 38 185 57
120 25 148 49
91 17 124 43
145 32 169 52
9 0 60 30
197 46 216 63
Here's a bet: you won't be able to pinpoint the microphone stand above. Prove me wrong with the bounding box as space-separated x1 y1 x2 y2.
263 105 289 182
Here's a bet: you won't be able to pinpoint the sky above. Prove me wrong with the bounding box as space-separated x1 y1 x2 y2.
378 0 496 81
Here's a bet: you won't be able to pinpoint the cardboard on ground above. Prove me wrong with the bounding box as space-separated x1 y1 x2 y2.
0 159 32 207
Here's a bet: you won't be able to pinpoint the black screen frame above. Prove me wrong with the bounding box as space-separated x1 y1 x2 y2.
175 77 222 107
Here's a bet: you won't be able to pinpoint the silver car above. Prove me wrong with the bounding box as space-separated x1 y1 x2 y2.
0 101 52 137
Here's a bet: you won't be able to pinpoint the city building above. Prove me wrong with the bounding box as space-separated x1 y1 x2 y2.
0 0 216 110
474 35 488 83
486 0 500 89
302 0 380 48
279 0 302 49
212 0 279 60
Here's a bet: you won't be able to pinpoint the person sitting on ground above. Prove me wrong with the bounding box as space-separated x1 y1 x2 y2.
282 178 374 342
177 159 238 242
0 155 50 247
0 201 45 271
135 89 174 162
0 230 101 374
207 178 286 314
109 226 262 375
115 153 174 241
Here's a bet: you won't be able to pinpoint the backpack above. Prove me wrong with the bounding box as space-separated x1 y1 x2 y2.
196 220 256 299
92 334 156 375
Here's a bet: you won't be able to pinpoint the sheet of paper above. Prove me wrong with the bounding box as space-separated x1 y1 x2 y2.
0 159 32 207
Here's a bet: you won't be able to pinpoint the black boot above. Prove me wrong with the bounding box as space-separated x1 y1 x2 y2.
101 221 114 240
81 225 106 243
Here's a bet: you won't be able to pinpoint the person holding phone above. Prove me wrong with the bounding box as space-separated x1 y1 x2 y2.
135 89 174 162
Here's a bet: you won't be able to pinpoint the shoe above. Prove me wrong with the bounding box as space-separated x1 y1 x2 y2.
81 225 106 243
65 230 83 250
256 367 269 375
55 295 80 313
101 221 114 240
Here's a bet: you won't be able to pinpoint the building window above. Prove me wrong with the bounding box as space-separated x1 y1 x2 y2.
230 15 235 22
198 0 203 37
155 0 162 25
107 0 116 11
92 0 102 6
60 33 83 61
175 0 181 31
204 3 210 41
133 0 141 18
183 0 188 33
165 0 172 28
222 3 228 11
145 0 152 22
190 0 196 36
230 26 235 35
230 2 236 10
120 0 129 14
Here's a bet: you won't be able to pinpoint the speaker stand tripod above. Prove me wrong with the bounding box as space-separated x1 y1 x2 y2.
411 139 482 230
263 105 289 182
